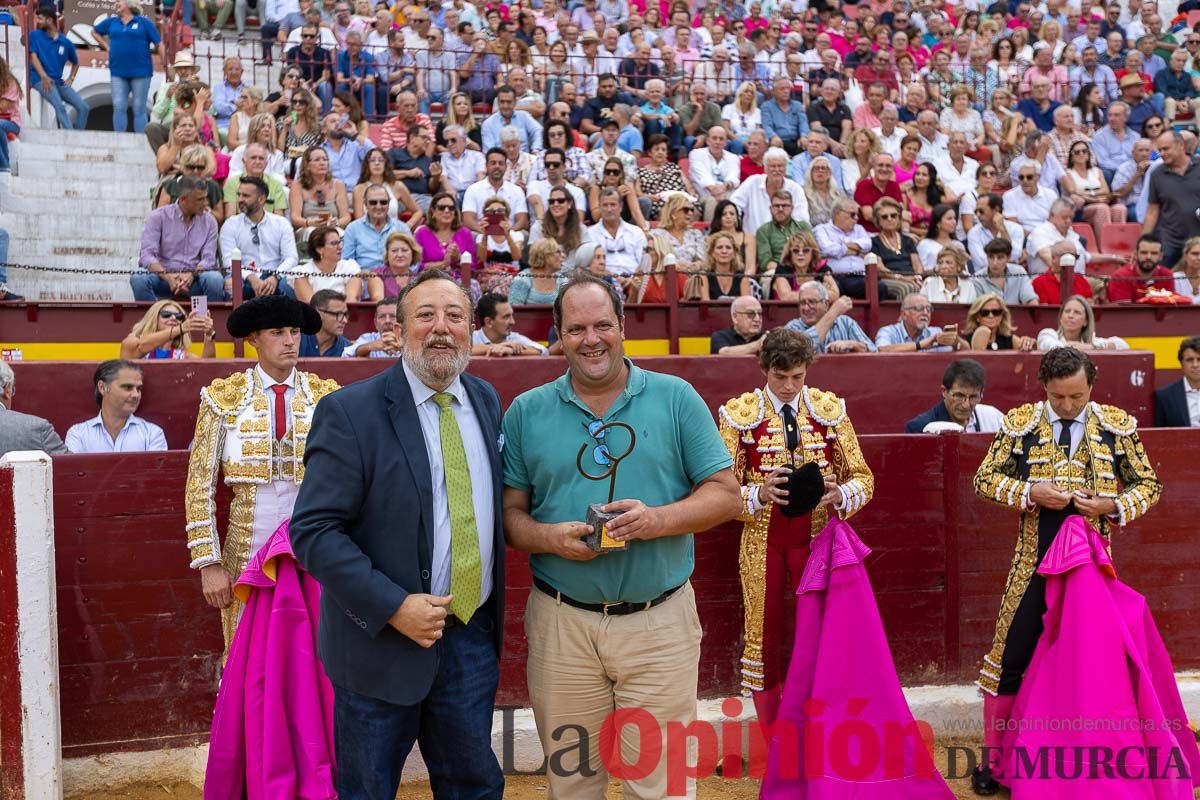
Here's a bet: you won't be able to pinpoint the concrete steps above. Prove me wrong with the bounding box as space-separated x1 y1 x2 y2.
4 128 158 300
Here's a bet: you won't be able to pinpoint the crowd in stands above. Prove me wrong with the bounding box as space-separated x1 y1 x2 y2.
3 0 1200 321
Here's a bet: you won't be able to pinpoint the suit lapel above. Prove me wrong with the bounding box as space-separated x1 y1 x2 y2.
384 363 435 574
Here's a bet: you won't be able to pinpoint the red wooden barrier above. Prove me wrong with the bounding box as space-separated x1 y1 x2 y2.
10 352 1154 452
49 429 1198 757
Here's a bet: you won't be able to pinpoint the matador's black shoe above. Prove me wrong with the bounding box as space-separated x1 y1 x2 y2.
971 765 1000 795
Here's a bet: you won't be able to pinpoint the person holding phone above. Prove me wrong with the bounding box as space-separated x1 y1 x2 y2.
475 198 525 295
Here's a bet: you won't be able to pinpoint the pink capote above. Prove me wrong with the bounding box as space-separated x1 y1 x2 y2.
204 521 337 800
999 515 1200 799
762 518 955 799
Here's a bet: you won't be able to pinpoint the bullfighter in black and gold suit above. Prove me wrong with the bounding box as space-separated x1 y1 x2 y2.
970 347 1161 794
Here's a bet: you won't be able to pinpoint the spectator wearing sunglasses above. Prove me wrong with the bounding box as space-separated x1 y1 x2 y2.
526 148 588 222
342 183 414 270
118 300 216 361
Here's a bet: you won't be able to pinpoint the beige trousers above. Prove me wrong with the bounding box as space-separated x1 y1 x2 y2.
525 581 703 800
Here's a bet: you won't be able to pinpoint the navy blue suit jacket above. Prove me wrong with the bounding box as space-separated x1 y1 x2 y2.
1154 379 1191 428
905 401 952 433
289 362 506 706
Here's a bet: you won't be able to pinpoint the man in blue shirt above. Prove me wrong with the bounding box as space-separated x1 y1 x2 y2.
321 113 374 188
28 8 89 130
336 32 376 118
65 361 169 453
480 86 544 153
761 76 810 156
875 295 964 352
785 283 877 354
342 184 413 269
1016 76 1061 132
299 289 352 357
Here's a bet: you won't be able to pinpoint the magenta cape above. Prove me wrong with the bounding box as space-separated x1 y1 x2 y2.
762 518 954 799
204 521 337 800
999 515 1200 798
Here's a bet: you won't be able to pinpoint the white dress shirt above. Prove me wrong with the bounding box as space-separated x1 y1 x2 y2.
219 212 299 275
813 222 872 275
967 221 1027 273
935 154 979 197
688 147 743 201
1025 222 1088 275
588 219 648 276
1186 383 1200 428
1045 405 1085 457
402 360 495 603
1002 185 1059 234
873 126 906 160
440 149 487 193
461 179 529 223
729 176 808 234
65 413 168 453
248 366 301 559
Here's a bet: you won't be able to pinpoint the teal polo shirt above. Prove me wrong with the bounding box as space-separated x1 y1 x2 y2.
502 360 733 604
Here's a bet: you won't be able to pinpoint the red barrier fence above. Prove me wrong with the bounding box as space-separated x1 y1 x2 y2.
8 351 1156 447
50 428 1200 757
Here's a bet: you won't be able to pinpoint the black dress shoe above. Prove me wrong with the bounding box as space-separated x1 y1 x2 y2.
971 765 1000 795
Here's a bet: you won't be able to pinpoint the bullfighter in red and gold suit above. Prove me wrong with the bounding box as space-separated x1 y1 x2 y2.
718 328 874 726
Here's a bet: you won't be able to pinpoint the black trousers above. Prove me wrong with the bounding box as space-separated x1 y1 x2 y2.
996 503 1074 696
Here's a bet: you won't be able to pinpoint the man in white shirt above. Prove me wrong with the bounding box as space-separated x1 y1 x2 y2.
219 176 300 298
915 110 949 163
1026 198 1089 275
936 132 980 197
588 187 647 278
461 148 530 233
470 293 549 356
872 107 906 160
1008 130 1067 192
525 147 588 221
65 360 168 453
688 125 742 220
439 125 486 194
1002 162 1060 234
730 147 809 233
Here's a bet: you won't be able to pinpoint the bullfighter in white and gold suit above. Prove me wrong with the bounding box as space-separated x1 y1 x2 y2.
184 296 339 650
717 329 874 728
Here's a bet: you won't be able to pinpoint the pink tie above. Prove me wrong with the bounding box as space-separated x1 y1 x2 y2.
271 385 288 441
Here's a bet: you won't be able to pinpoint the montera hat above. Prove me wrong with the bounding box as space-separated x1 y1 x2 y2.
226 295 322 338
779 461 827 518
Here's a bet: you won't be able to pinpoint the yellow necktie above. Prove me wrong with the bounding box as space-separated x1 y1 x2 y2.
432 392 482 622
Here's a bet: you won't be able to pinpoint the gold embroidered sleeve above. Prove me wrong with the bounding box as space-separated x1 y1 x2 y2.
832 414 873 519
974 430 1030 510
1111 430 1161 526
720 415 760 523
184 398 226 569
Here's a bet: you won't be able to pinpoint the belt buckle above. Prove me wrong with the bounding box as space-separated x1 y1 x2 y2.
601 601 622 616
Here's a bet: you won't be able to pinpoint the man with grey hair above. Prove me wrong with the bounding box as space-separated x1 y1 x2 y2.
65 360 167 453
1031 240 1095 303
730 146 809 233
439 124 486 195
807 77 852 157
711 295 766 355
936 131 979 197
693 45 735 106
1027 198 1091 275
814 198 876 299
761 75 810 156
589 186 647 279
0 360 67 456
873 106 905 159
1004 159 1060 234
610 102 644 156
785 281 877 354
1092 101 1136 183
1112 137 1154 221
914 109 949 163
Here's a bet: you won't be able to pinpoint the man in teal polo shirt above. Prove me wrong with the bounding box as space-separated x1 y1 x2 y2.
502 272 741 799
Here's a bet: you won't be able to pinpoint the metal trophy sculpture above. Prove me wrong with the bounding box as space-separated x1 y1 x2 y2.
576 419 637 552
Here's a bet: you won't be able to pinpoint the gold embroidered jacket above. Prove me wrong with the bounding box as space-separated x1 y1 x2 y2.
184 369 340 577
718 386 874 693
972 400 1161 695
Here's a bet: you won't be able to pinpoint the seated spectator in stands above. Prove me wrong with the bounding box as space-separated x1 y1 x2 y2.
807 78 852 157
474 196 526 294
1111 137 1153 223
1037 295 1129 350
321 111 374 189
1028 198 1117 276
481 85 543 153
65 360 167 453
1174 237 1200 305
580 72 634 139
710 295 766 355
28 7 88 131
790 125 842 185
380 131 434 215
349 148 421 223
869 198 923 300
875 294 964 352
527 148 589 223
689 126 743 220
678 82 724 152
638 80 683 157
695 231 753 301
153 144 225 226
756 190 810 278
588 187 647 282
904 358 1004 433
852 81 894 131
853 152 902 234
0 361 66 457
500 125 539 188
220 176 301 298
1116 71 1164 133
342 296 401 358
377 92 434 154
630 235 686 304
1016 75 1062 132
457 31 504 105
967 193 1026 273
1008 130 1067 194
760 76 809 157
331 91 370 143
1032 246 1093 304
935 132 980 199
134 177 223 302
921 243 978 305
438 125 486 196
293 226 364 303
785 280 876 354
814 199 876 299
300 289 352 356
974 239 1039 306
730 147 808 236
145 53 202 151
412 192 477 271
462 148 530 233
764 230 832 302
1106 234 1176 303
435 93 483 153
1155 50 1200 130
279 89 324 178
1003 161 1061 235
223 143 288 219
510 240 564 306
471 293 548 356
1153 336 1200 426
366 230 422 300
588 117 639 183
285 24 335 113
154 110 208 178
916 203 961 274
495 66 547 120
839 128 882 196
965 295 1036 352
378 29 417 107
635 136 694 222
289 145 352 240
343 182 414 270
225 87 263 151
530 187 592 257
415 26 459 115
532 120 590 187
119 299 216 360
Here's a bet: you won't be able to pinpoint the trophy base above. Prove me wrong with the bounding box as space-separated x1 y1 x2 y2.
584 504 628 552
